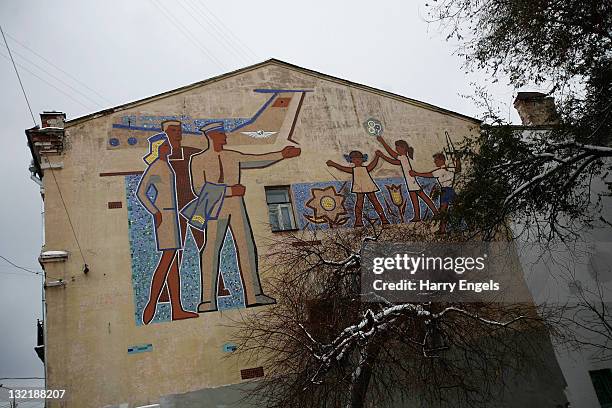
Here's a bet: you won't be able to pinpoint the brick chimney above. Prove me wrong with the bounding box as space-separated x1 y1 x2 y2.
513 92 559 126
40 111 66 128
26 111 66 182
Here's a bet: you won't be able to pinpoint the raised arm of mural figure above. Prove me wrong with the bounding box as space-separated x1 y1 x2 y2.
375 149 401 165
136 171 162 226
326 160 352 173
409 169 433 178
366 153 381 172
376 135 398 159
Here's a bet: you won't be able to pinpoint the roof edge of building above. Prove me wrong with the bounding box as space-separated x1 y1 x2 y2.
65 58 482 128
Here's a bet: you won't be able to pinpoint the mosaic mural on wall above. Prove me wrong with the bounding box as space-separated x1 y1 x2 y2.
121 91 461 326
292 176 440 230
293 119 461 231
124 89 311 325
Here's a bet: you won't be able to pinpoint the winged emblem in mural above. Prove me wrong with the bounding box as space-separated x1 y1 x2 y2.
240 130 277 138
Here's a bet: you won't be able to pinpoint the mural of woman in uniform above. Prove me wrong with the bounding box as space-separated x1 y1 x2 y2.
136 133 198 324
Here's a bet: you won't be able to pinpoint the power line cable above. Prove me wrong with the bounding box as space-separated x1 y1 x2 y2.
179 0 251 65
196 2 259 60
42 156 88 270
0 255 63 281
0 255 41 275
1 44 105 110
149 0 226 70
0 50 96 111
177 0 247 65
5 32 112 105
0 270 39 278
0 24 36 126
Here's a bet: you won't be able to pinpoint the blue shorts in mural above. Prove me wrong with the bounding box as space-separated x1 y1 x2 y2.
440 187 456 206
125 175 245 325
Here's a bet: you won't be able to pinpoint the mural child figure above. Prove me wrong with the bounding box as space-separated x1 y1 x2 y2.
136 133 199 324
409 152 461 234
326 151 389 227
183 121 301 313
375 136 439 222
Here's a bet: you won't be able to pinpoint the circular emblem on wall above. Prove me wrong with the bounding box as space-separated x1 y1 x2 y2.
109 138 120 147
364 118 383 136
127 137 138 146
320 196 337 211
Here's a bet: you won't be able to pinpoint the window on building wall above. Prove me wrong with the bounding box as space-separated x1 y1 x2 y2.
265 187 297 232
590 369 612 408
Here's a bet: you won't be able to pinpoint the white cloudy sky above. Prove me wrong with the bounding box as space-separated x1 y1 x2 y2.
0 0 525 384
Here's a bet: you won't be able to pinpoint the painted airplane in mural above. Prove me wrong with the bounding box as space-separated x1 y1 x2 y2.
223 89 312 145
109 88 313 148
124 88 312 324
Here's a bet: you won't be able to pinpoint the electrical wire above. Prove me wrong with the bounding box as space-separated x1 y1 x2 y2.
0 24 36 126
5 31 112 105
149 0 226 70
0 255 41 275
0 50 96 111
179 0 251 65
0 270 39 278
42 156 88 269
0 255 63 281
0 44 104 110
196 2 259 60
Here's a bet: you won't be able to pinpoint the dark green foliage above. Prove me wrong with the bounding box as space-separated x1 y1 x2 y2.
428 0 612 240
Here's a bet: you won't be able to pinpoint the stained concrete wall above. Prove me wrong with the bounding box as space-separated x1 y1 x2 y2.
40 61 483 407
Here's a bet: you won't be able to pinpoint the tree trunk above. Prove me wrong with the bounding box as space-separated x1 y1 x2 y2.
349 342 380 408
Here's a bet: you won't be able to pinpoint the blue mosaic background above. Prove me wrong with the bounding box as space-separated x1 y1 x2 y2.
126 171 441 325
292 177 439 229
115 115 251 135
125 175 245 326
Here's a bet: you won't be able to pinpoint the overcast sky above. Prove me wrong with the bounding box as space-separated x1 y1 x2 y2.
0 0 525 386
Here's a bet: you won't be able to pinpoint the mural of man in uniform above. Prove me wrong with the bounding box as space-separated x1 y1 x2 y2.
161 120 229 300
136 133 199 324
183 121 301 312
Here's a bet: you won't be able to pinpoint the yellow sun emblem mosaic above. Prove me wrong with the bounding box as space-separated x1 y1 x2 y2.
304 186 348 227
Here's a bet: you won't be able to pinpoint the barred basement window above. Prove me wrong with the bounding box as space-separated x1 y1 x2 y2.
265 186 297 232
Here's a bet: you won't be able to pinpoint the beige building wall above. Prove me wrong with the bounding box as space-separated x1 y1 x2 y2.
37 61 479 407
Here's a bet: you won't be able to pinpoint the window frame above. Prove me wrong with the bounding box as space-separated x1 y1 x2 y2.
265 185 299 233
